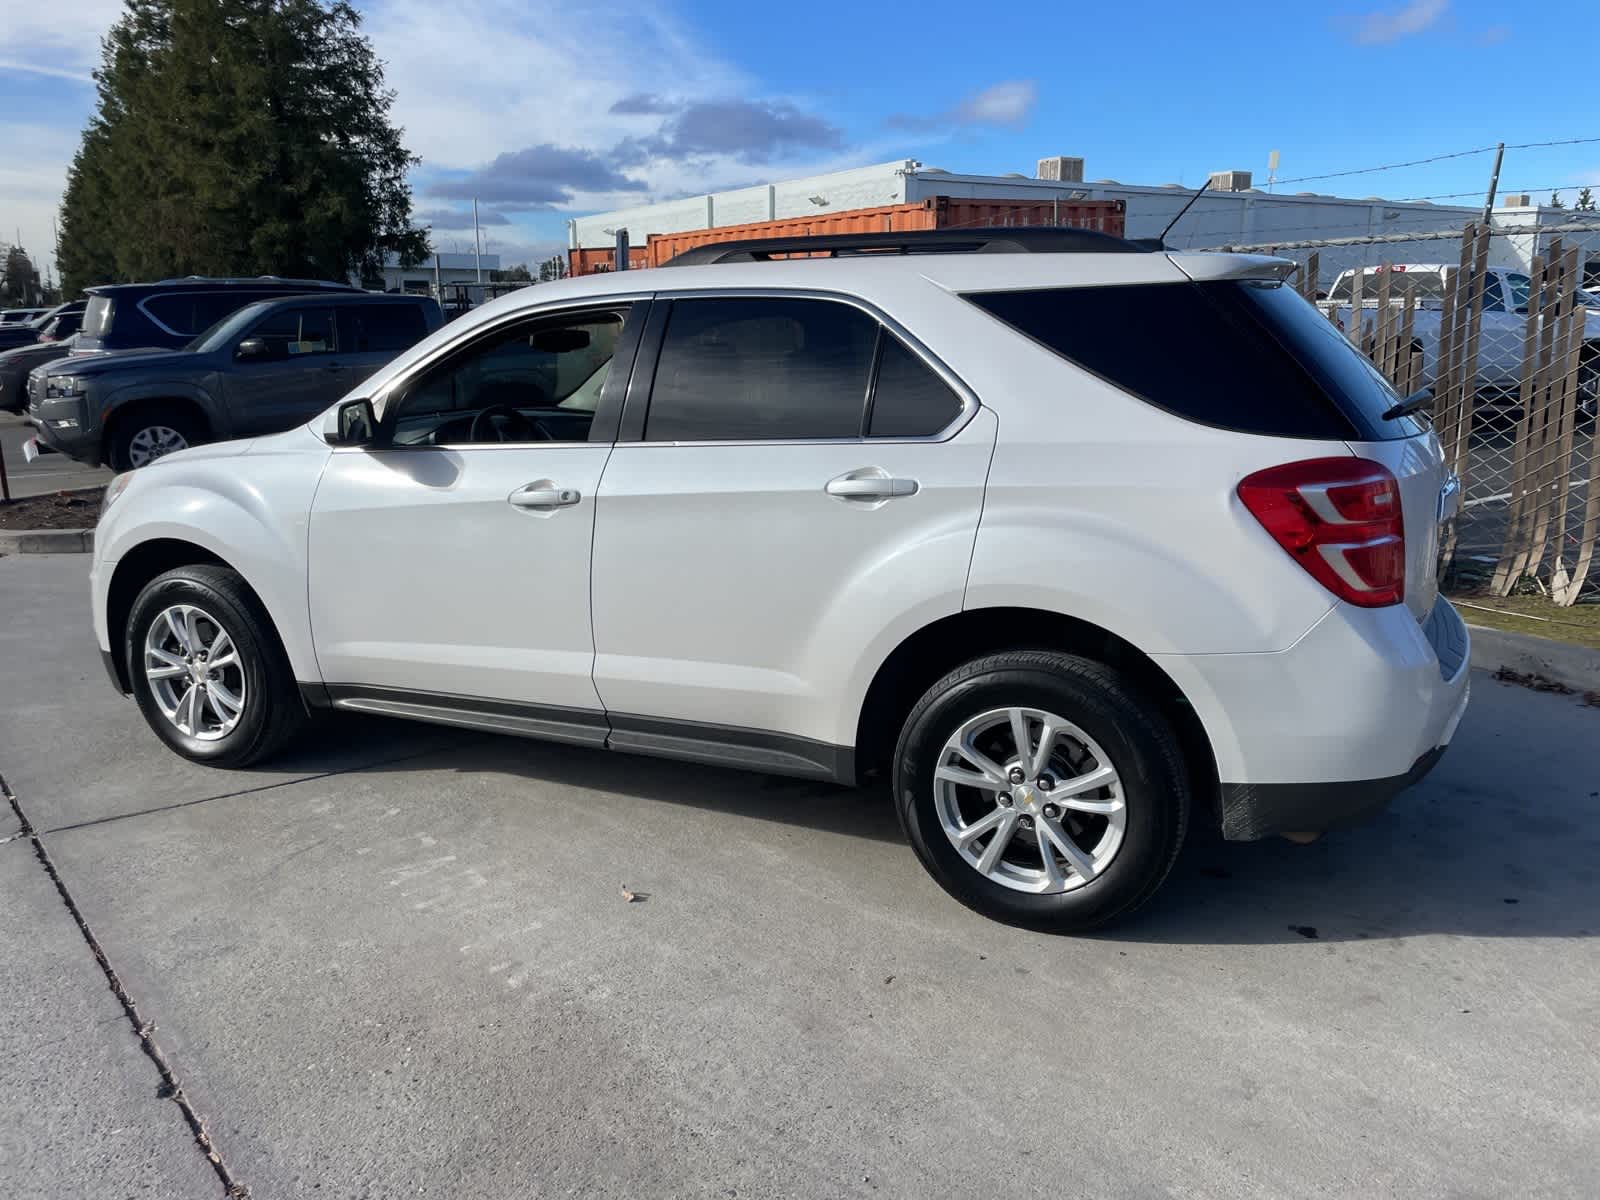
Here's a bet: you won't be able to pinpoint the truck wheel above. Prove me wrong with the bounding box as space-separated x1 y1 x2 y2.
892 650 1189 932
110 404 202 469
126 565 307 767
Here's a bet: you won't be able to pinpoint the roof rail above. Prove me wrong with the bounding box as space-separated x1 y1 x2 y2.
662 227 1151 267
159 275 359 288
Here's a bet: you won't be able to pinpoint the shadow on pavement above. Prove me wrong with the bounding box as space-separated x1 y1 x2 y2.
234 701 1600 947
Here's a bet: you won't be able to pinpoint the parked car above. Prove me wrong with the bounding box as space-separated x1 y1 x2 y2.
0 300 84 351
0 336 77 413
90 229 1470 932
35 300 86 343
0 306 49 325
72 275 364 355
1318 264 1600 414
28 292 441 468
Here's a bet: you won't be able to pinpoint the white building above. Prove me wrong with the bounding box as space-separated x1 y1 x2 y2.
570 158 1600 283
368 250 501 294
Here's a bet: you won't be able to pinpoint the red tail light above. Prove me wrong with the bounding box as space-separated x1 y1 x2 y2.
1237 457 1405 607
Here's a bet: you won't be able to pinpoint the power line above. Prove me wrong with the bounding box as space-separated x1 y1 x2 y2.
1274 145 1498 186
1400 183 1599 202
1273 136 1600 188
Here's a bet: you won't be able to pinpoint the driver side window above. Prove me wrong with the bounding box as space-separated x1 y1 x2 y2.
390 308 627 446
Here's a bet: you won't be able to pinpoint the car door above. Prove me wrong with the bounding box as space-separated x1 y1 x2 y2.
306 300 646 734
589 294 996 768
335 302 433 393
223 303 347 435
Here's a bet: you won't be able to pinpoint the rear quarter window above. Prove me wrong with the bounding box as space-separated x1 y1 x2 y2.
82 296 115 339
967 281 1421 441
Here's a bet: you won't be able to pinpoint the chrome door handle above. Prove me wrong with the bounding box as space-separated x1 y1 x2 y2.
508 484 581 510
825 471 919 500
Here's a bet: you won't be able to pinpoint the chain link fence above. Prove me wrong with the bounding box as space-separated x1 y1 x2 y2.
1233 222 1600 605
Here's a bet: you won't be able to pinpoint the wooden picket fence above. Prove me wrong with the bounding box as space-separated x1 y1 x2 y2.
1295 228 1597 604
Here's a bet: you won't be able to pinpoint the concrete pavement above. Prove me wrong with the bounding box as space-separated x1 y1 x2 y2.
2 554 1598 1197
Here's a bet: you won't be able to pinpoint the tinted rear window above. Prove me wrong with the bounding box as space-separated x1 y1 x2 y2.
868 334 963 437
646 297 878 441
968 281 1421 441
145 291 260 336
341 303 428 352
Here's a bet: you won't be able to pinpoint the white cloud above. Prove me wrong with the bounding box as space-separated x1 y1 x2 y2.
2 0 122 77
1353 0 1449 45
888 79 1038 133
0 122 86 281
955 81 1038 126
3 0 872 277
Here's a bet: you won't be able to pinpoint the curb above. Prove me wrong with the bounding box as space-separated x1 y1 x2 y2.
1467 623 1600 693
0 528 94 554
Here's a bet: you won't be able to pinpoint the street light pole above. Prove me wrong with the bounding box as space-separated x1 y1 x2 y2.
473 198 483 285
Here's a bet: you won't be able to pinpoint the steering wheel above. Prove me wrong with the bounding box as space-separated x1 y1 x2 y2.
469 404 545 443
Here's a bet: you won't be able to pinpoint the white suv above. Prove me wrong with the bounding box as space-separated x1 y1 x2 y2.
90 229 1471 931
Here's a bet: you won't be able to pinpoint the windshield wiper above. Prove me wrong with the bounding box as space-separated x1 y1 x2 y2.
1382 387 1433 421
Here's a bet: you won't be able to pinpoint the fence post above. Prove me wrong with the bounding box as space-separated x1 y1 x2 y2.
1492 252 1551 595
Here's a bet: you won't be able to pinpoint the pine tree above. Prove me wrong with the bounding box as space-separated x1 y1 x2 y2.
1 246 41 305
1548 190 1566 210
1576 187 1596 212
59 0 427 295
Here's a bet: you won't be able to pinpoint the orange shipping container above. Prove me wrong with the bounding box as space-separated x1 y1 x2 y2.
568 196 1126 275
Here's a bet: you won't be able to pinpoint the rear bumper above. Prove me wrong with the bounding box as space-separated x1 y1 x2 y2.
1217 744 1447 841
1154 596 1471 840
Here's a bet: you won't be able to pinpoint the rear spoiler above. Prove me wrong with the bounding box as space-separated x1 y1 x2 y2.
1166 253 1297 285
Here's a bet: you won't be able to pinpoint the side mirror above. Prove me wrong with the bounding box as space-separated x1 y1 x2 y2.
329 397 376 446
235 336 272 361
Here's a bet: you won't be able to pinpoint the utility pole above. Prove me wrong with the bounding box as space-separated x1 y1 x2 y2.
472 199 483 285
1480 142 1505 226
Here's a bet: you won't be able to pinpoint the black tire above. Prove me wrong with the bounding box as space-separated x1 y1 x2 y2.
892 651 1189 933
108 403 202 470
126 564 307 767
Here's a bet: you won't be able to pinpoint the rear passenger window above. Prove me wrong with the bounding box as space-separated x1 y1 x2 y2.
145 292 246 336
342 304 428 352
968 282 1394 440
868 335 962 437
646 297 877 441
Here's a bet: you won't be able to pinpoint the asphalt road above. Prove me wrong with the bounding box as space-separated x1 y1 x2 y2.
0 412 114 501
2 554 1597 1198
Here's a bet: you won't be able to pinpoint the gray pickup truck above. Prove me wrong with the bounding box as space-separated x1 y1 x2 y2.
28 292 442 468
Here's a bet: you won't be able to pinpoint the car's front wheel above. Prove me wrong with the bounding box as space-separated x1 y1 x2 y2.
126 565 306 766
893 651 1189 932
110 404 201 469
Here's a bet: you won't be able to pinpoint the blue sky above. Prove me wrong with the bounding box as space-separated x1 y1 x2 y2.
3 0 1597 278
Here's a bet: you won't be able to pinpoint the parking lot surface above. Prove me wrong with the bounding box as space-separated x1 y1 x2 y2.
2 553 1597 1198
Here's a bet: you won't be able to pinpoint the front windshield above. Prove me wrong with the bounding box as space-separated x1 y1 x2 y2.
185 301 271 352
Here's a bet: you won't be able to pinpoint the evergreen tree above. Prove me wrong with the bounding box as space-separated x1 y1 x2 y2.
59 0 426 295
1 246 41 305
1576 187 1596 212
1547 190 1566 210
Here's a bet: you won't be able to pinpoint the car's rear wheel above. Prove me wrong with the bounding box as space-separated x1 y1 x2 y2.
126 565 306 766
110 404 201 469
893 651 1189 932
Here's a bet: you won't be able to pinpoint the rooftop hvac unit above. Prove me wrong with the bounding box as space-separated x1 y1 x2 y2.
1036 156 1084 183
1208 169 1253 192
1500 193 1532 207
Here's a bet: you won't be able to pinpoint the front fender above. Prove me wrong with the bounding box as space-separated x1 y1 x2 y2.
95 433 330 681
100 377 223 433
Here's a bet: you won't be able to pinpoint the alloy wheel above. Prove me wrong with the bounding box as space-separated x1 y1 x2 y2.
933 706 1126 894
127 424 189 467
142 603 247 740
